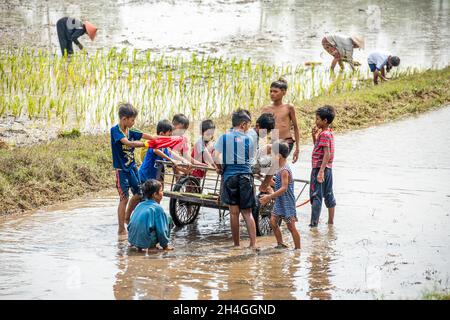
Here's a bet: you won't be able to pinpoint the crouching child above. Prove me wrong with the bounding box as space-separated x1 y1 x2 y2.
127 179 174 251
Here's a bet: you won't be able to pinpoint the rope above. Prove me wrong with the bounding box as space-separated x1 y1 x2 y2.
296 199 310 208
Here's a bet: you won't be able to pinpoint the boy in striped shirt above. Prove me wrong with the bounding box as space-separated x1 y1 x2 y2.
310 106 336 227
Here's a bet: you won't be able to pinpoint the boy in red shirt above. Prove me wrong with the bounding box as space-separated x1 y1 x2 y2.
310 105 336 227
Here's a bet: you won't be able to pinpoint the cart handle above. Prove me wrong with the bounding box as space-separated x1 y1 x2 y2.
155 160 216 171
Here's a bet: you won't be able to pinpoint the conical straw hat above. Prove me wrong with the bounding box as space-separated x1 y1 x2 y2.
351 36 365 49
84 21 97 41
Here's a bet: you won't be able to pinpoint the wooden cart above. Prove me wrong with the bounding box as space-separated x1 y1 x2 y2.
156 160 310 236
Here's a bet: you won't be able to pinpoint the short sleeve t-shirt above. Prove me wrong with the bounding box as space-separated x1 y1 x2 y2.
138 148 172 182
215 130 256 182
110 124 143 171
311 128 335 169
367 52 389 71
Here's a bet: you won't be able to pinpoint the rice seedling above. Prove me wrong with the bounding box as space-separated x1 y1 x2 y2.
0 47 422 133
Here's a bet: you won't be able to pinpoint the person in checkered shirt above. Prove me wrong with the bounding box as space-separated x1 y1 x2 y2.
309 106 336 227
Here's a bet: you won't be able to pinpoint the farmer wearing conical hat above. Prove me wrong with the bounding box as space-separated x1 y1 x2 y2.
321 35 365 72
56 17 97 56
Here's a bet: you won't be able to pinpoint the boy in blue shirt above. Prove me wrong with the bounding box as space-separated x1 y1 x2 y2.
128 179 174 251
111 102 160 237
139 119 178 184
214 109 258 250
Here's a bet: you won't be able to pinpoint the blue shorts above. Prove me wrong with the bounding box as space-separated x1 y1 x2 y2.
369 63 377 72
115 166 141 200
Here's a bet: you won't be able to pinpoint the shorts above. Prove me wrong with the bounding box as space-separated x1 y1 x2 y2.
221 174 255 209
272 213 298 224
115 166 141 200
369 63 377 72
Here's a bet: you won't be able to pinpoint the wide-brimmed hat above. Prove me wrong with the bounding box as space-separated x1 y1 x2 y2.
351 36 365 49
84 21 98 41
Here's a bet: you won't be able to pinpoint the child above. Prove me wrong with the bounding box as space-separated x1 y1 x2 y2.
172 113 190 136
367 52 400 85
170 113 204 168
247 113 275 176
214 109 258 250
309 105 336 227
260 141 301 249
261 79 300 163
191 119 217 179
127 179 174 251
139 119 178 184
110 103 186 236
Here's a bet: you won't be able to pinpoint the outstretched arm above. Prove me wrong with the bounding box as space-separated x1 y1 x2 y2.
119 137 145 148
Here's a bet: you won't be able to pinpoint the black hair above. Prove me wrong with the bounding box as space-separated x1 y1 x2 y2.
316 105 335 124
272 140 290 159
118 102 138 119
156 119 173 135
387 56 400 72
172 113 190 129
201 119 215 134
231 109 251 127
142 179 162 200
256 113 275 131
270 78 288 90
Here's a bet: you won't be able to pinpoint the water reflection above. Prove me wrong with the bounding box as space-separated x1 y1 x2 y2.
1 107 450 299
1 0 448 67
307 226 336 300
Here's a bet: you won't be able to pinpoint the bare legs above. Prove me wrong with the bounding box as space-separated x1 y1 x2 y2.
229 205 257 249
118 194 142 236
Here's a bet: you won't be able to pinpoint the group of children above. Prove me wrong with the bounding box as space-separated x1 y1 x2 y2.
110 79 336 252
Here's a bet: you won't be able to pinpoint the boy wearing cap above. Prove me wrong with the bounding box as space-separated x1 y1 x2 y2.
56 17 97 56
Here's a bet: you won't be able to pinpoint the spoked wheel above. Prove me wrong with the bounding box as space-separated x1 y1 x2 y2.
169 177 201 227
253 194 281 236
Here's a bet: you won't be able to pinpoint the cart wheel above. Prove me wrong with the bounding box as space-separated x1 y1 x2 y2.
169 176 201 227
253 194 281 236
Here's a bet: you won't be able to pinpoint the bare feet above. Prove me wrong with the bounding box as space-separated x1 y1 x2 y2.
275 243 289 249
248 246 260 252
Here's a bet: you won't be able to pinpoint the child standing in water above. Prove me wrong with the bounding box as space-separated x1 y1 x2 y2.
261 79 300 163
260 141 301 249
309 106 336 227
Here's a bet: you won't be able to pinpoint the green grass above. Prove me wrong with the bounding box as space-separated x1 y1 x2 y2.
0 66 449 216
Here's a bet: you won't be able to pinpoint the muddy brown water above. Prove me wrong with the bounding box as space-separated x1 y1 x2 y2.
1 0 449 67
1 0 449 146
1 106 449 299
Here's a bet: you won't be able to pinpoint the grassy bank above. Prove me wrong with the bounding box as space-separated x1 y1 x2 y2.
0 67 449 216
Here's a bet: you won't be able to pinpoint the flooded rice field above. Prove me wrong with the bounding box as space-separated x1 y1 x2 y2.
1 106 449 300
1 0 449 68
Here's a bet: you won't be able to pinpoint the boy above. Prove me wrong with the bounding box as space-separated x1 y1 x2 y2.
214 109 258 250
260 141 301 249
111 103 185 236
139 119 178 184
261 79 300 163
191 119 217 179
127 179 174 251
172 113 190 136
170 113 203 168
367 52 400 85
247 113 275 176
309 105 336 227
